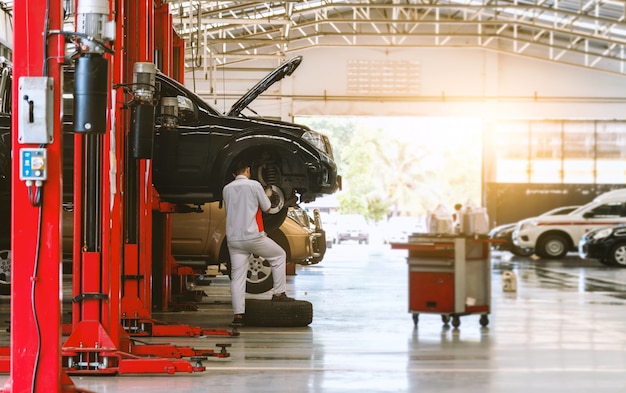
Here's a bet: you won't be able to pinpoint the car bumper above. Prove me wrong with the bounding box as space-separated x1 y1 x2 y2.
512 229 536 248
310 230 326 264
578 238 610 260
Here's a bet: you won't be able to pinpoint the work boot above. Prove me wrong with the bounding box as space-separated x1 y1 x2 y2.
231 314 245 327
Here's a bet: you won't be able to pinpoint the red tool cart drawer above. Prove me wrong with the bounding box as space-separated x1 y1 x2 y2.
409 272 454 313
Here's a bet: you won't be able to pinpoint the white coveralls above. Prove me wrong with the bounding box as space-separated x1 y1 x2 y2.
222 175 287 315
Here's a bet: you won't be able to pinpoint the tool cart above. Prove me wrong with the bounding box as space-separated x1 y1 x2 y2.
392 234 491 328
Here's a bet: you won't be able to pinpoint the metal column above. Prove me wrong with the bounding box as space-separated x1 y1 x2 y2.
1 0 79 391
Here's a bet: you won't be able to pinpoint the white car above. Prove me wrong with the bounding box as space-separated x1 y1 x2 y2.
383 216 425 244
512 189 626 259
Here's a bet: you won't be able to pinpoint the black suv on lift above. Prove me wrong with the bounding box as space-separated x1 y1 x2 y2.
151 56 340 229
0 57 340 280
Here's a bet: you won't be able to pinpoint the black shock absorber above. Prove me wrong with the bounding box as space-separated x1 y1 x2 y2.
259 162 280 185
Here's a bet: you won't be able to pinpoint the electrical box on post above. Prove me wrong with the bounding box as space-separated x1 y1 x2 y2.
19 148 47 181
18 76 54 144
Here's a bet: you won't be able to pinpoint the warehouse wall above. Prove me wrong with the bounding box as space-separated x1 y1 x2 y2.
188 46 626 120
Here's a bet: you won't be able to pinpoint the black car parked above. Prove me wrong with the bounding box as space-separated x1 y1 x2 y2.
579 225 626 267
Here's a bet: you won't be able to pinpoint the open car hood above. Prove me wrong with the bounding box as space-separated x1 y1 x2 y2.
227 56 303 117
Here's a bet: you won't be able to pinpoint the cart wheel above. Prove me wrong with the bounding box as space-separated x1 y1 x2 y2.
412 313 419 326
451 315 461 328
479 314 489 327
441 315 450 325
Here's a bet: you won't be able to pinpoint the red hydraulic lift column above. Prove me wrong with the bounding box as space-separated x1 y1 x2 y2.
119 0 155 333
61 0 226 374
2 0 79 392
123 1 236 337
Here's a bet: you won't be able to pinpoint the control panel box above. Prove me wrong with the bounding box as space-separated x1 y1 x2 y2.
19 148 47 181
18 76 54 144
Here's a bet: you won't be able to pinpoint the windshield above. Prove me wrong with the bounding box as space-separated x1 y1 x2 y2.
157 73 222 117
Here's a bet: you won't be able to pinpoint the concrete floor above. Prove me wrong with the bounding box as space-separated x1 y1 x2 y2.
1 241 626 392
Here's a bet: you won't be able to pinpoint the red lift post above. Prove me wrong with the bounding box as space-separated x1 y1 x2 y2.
1 0 81 391
62 0 229 374
115 0 237 338
2 0 231 382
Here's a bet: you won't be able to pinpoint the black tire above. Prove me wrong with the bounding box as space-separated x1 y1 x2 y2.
262 205 288 234
609 243 626 267
245 298 313 327
537 234 569 259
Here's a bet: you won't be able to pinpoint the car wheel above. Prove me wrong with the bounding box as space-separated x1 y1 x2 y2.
609 243 626 267
537 234 569 259
260 184 290 233
220 243 276 295
511 246 534 257
246 254 274 294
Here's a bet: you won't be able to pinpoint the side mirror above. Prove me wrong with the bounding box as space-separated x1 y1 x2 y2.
582 212 594 219
177 96 198 123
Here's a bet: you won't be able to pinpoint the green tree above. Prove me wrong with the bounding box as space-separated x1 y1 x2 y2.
296 116 482 221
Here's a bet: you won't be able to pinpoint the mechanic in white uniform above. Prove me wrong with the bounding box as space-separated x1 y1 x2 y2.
222 161 295 327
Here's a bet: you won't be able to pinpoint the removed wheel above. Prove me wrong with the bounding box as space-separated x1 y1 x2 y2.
245 298 313 327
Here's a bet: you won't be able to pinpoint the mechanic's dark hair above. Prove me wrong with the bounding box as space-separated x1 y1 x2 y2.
232 160 250 175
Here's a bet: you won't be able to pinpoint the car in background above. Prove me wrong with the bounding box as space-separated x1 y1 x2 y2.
513 189 626 259
336 214 369 244
579 224 626 267
383 216 425 244
489 206 579 257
